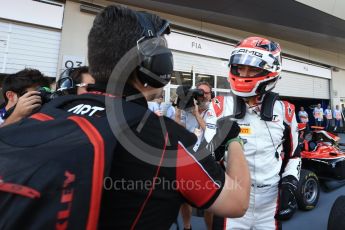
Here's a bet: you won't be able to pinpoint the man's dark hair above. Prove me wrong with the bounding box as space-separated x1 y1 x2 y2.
2 68 49 102
88 5 167 86
70 66 90 84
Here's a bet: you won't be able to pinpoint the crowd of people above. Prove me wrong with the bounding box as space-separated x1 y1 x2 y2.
3 5 337 230
0 66 94 127
297 103 344 132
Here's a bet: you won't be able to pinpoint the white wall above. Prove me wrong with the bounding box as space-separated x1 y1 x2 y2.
331 68 345 107
0 20 61 77
0 0 64 29
57 1 94 76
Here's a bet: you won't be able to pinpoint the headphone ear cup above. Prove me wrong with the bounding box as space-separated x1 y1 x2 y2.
211 91 215 99
138 46 173 88
56 76 77 94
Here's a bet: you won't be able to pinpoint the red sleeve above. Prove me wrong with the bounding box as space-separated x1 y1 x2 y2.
176 142 225 208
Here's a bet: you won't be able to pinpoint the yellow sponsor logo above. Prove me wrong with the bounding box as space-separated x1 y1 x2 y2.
240 127 251 135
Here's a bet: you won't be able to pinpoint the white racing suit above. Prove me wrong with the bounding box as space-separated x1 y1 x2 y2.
212 95 301 230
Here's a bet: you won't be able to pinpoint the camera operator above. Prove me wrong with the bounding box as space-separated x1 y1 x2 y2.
148 94 164 116
0 68 48 127
175 82 217 151
175 81 217 230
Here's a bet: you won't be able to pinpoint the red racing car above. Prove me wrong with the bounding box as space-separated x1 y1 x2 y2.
293 124 345 215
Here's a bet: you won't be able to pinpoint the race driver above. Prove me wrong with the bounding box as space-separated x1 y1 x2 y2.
212 37 301 229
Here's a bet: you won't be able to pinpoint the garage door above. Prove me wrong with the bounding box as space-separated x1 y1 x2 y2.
172 51 229 77
274 71 330 99
172 50 330 99
0 21 61 78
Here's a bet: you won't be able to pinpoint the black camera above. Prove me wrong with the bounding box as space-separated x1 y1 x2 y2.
4 87 63 119
175 85 204 110
37 87 64 104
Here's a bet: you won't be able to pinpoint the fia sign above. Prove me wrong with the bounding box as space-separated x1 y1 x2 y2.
191 41 202 49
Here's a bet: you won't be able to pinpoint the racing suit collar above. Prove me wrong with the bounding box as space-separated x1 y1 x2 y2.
247 103 261 115
245 94 272 115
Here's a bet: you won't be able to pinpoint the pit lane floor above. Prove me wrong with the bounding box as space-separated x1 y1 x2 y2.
170 133 345 230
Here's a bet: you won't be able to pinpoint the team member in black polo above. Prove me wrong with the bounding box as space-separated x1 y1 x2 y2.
62 6 251 229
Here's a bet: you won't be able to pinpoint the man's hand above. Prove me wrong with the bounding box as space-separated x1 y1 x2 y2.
154 110 163 116
1 91 41 127
192 98 208 131
191 99 199 117
14 91 42 117
275 175 298 220
174 106 182 120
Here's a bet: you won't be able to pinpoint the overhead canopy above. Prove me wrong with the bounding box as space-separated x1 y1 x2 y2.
110 0 345 54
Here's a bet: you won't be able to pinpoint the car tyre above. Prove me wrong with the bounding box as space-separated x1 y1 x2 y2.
328 195 345 230
296 169 320 210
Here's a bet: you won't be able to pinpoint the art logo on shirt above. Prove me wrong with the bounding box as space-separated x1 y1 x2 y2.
68 104 105 116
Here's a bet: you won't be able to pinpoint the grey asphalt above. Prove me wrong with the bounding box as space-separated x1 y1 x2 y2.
171 133 345 230
283 185 345 230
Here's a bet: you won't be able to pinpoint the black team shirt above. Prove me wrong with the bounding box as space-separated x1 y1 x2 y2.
61 86 225 229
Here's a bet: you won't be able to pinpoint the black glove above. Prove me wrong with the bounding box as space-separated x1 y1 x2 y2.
275 175 298 221
210 117 241 161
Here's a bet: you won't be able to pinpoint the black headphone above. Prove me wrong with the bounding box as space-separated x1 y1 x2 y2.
135 12 174 88
56 68 78 94
57 68 106 94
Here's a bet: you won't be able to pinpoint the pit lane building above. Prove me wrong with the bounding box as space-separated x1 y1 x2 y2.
1 0 345 117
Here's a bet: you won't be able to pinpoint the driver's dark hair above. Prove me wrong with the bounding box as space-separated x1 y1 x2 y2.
69 66 90 84
2 68 49 103
88 5 166 87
